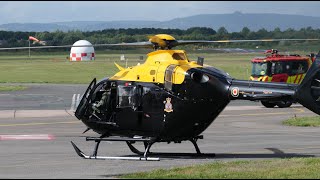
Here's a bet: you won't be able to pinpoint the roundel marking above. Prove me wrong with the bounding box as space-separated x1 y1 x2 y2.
231 87 239 97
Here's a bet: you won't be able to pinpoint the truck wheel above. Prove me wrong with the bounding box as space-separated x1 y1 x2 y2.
261 101 276 108
277 101 292 108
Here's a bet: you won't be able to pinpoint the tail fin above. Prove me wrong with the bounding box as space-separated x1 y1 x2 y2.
114 62 125 71
295 51 320 115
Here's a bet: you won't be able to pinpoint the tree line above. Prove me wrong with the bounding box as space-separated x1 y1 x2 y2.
0 26 319 50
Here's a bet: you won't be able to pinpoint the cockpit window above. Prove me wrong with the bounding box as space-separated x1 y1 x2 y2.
172 53 186 60
117 85 136 108
164 65 176 91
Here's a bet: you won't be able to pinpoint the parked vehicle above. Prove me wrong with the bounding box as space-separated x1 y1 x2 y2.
250 49 316 108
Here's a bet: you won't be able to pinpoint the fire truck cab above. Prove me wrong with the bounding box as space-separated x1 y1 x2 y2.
250 49 315 108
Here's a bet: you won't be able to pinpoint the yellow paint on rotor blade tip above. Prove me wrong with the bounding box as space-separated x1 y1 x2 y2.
217 40 230 43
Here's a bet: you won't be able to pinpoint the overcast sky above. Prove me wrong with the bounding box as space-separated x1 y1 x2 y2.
0 1 319 24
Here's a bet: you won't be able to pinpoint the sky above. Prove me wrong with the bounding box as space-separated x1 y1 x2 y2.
0 1 319 24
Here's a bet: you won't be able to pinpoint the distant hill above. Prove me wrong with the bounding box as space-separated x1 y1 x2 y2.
157 12 320 32
0 12 319 32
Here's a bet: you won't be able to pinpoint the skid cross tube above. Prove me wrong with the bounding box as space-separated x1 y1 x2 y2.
71 136 160 161
86 137 152 142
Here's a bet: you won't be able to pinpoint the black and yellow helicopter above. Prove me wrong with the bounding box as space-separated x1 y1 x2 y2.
1 34 320 161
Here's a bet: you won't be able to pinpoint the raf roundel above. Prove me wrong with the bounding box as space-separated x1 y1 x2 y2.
70 40 95 61
231 87 239 97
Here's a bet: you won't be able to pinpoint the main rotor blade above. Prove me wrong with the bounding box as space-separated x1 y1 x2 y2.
92 41 153 48
0 38 318 51
175 38 320 46
0 41 153 51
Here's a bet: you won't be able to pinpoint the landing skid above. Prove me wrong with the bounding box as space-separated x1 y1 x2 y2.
71 135 215 161
71 141 159 161
71 136 159 161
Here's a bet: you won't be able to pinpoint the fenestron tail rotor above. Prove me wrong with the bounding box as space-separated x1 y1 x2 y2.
0 34 319 51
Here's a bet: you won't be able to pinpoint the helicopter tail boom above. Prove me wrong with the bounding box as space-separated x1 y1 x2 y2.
229 52 320 116
228 80 297 101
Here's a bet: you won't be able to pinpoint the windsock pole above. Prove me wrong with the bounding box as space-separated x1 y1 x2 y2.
28 40 30 58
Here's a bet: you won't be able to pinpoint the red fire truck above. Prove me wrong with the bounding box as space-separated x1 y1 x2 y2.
250 49 316 108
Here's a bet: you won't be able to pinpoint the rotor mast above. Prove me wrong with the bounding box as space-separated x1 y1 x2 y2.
149 34 177 50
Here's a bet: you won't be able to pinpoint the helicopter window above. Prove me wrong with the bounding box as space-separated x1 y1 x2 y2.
251 62 269 76
117 85 137 108
143 87 151 95
172 53 186 60
164 65 176 91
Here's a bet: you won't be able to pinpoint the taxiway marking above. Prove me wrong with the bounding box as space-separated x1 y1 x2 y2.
0 121 80 127
0 134 54 140
70 94 81 111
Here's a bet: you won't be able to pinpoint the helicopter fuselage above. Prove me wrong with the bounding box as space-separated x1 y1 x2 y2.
75 49 302 143
78 65 232 142
75 49 234 142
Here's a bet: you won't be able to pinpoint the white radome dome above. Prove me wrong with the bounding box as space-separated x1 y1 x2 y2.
70 40 95 61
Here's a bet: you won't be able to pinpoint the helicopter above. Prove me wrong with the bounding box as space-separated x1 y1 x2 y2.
1 34 320 161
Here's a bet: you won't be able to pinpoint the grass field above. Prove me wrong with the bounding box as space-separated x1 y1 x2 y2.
0 50 258 83
283 115 320 127
0 85 27 91
0 48 316 84
120 157 320 179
